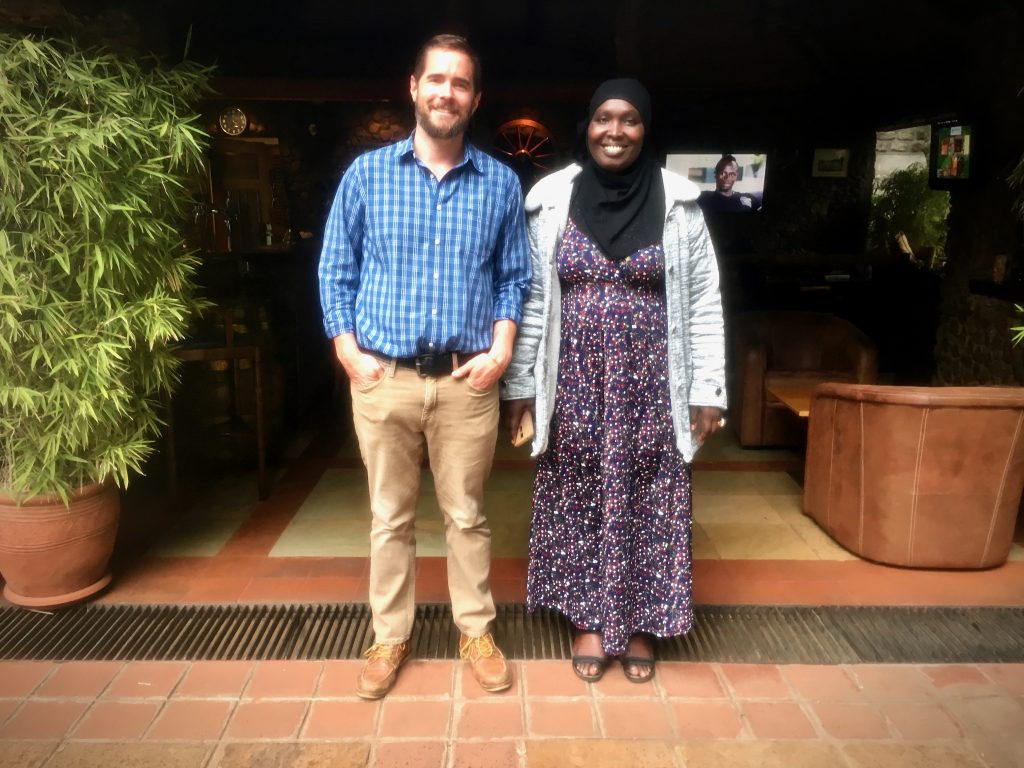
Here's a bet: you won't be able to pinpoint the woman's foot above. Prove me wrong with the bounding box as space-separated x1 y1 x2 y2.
571 630 609 682
621 634 656 684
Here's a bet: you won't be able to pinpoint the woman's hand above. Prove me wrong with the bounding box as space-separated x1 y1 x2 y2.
689 405 725 445
504 398 536 442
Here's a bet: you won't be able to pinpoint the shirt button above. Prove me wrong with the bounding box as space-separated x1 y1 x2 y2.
431 308 437 316
433 272 439 280
434 237 440 245
436 204 441 211
429 342 435 348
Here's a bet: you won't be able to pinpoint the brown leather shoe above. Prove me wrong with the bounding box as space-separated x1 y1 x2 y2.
459 633 512 693
356 641 410 700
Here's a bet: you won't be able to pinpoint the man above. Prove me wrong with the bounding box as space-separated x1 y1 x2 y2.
697 154 762 212
318 34 530 699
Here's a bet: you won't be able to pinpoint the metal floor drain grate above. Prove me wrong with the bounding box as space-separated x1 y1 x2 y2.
1 603 1021 663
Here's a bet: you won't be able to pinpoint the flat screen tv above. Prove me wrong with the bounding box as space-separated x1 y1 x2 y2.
929 119 973 189
665 152 767 213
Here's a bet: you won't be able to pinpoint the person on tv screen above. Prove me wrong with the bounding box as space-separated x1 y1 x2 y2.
697 155 762 212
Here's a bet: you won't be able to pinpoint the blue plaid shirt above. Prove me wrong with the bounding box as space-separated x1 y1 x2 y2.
318 133 531 357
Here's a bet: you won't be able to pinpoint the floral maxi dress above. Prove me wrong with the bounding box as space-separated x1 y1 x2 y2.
526 219 694 657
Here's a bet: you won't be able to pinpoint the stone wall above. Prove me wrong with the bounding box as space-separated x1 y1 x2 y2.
934 294 1024 385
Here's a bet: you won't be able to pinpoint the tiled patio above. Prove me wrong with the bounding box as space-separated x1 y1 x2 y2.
2 426 1023 766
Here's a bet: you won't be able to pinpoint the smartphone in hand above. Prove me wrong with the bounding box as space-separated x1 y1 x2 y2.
512 410 534 447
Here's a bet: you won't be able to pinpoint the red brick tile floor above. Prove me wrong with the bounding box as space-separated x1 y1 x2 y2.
0 659 1022 767
2 432 1023 766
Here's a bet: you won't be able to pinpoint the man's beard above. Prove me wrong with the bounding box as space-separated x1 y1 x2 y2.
415 99 471 140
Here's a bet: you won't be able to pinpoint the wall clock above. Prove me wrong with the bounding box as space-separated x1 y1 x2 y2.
218 107 248 137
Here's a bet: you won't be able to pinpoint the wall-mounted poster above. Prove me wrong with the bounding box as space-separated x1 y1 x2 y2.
930 120 972 188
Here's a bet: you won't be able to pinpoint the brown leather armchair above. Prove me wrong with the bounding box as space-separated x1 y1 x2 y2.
730 312 877 447
803 383 1024 569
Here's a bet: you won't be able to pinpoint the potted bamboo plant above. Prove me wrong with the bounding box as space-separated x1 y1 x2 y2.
0 33 211 607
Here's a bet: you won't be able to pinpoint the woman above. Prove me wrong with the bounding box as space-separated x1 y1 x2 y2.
502 79 726 683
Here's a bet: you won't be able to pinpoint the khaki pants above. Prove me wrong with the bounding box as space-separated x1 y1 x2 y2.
350 358 499 643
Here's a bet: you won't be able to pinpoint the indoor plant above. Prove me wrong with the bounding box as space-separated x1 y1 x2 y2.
0 33 210 606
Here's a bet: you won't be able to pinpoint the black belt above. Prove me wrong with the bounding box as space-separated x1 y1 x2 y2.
392 352 480 377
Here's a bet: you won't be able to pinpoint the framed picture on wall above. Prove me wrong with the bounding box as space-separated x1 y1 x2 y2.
929 119 973 189
811 148 850 178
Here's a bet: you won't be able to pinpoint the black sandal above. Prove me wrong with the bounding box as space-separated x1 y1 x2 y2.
620 655 656 683
572 654 610 682
571 630 609 682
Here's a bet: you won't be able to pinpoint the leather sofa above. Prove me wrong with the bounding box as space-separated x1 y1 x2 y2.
803 383 1024 569
730 312 878 447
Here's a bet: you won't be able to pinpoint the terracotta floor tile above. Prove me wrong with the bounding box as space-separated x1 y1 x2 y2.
315 660 363 698
303 700 378 739
224 700 307 739
780 664 863 700
657 662 728 699
741 701 818 738
104 661 187 699
0 743 57 768
966 733 1024 768
44 743 213 768
489 578 527 602
371 741 446 768
0 662 55 697
811 701 891 739
0 699 20 725
458 663 520 700
181 577 251 602
980 663 1024 695
71 701 161 739
388 661 454 697
243 660 322 698
841 743 989 768
35 661 122 698
0 700 89 739
378 699 451 738
522 660 590 697
598 699 674 739
942 695 1024 739
147 699 234 740
589 663 661 698
527 700 598 738
670 701 745 739
851 664 935 700
720 663 791 698
676 741 848 768
921 664 993 695
527 739 676 768
239 577 351 602
211 742 369 768
881 700 965 740
455 700 523 738
450 741 520 768
175 661 254 698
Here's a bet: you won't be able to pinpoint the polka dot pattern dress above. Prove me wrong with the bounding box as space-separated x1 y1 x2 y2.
527 218 694 657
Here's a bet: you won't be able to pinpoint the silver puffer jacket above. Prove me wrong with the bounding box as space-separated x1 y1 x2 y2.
501 164 727 463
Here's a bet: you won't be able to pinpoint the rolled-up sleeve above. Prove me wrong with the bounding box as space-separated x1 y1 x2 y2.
491 175 531 325
318 163 365 339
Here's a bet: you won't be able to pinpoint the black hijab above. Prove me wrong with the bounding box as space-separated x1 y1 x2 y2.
571 78 665 261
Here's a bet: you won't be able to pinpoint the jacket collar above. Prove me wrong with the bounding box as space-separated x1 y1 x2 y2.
527 162 699 212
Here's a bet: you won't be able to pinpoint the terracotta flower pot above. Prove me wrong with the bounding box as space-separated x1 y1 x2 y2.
0 482 119 608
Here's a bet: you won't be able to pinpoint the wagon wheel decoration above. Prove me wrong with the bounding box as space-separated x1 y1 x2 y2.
493 119 558 175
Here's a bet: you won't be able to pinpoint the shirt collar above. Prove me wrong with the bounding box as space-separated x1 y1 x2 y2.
397 130 485 175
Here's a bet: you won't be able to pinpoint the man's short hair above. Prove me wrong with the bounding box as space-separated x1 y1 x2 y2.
413 34 482 93
715 154 738 175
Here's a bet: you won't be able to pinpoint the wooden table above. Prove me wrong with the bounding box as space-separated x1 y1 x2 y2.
765 379 820 418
